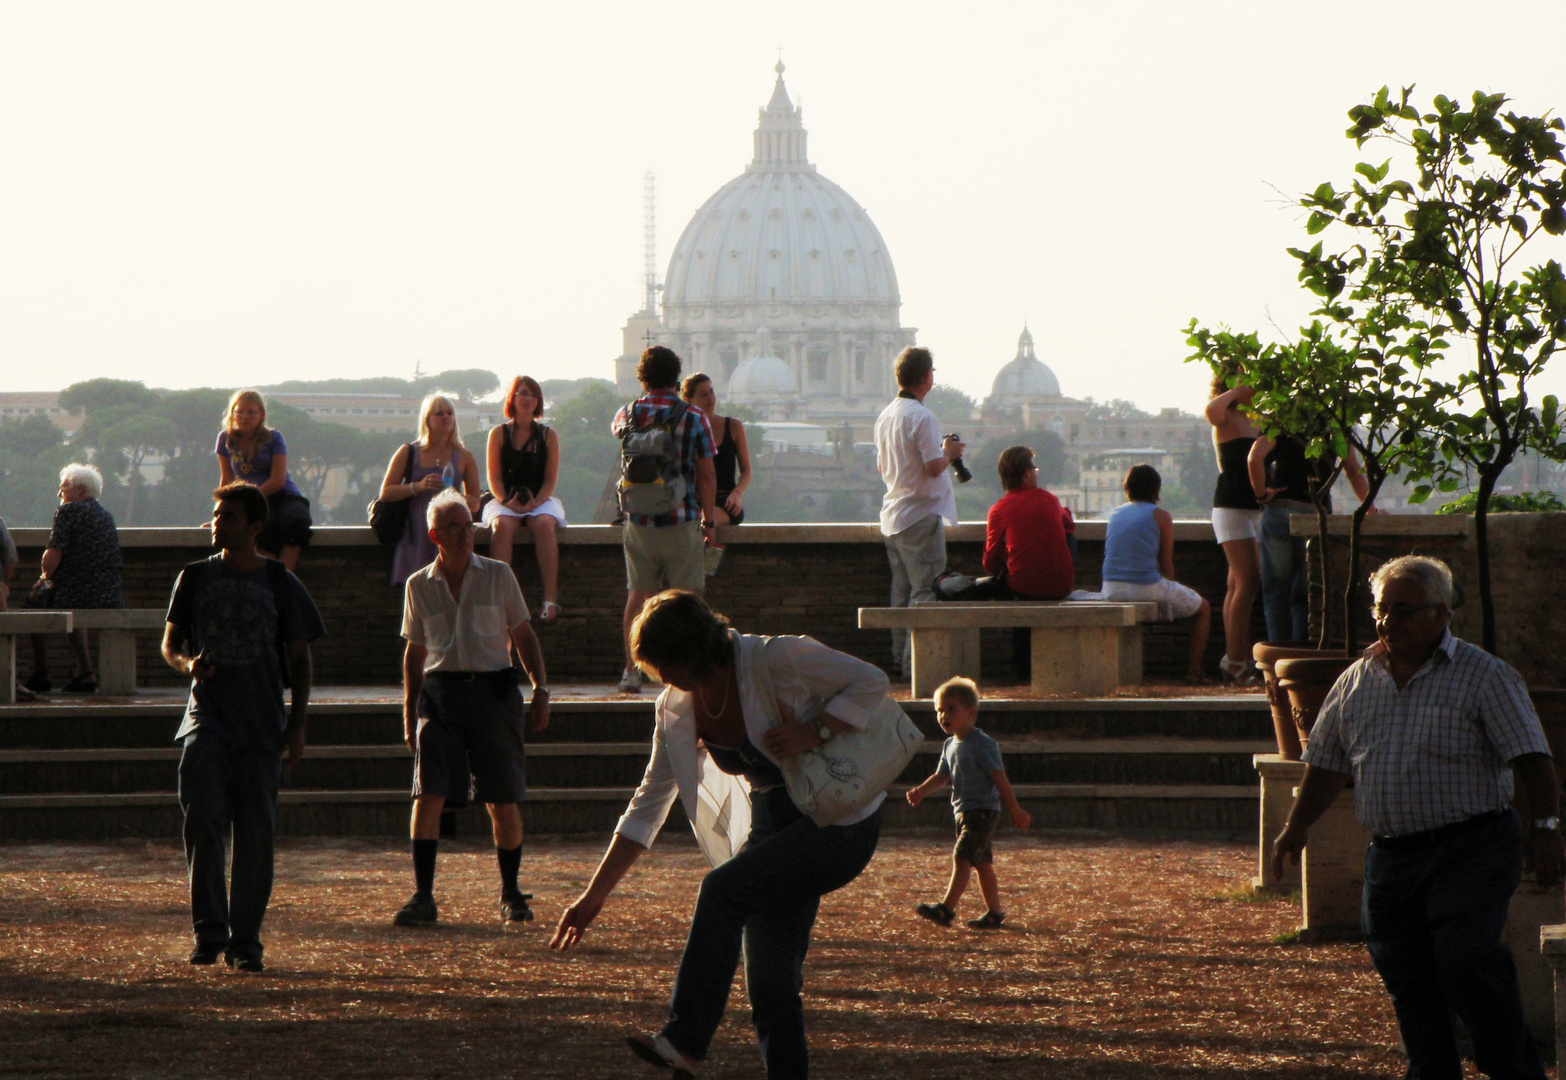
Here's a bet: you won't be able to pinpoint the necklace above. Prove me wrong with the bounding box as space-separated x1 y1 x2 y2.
696 672 731 719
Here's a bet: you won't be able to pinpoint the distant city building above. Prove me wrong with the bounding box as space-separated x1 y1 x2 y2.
614 62 915 429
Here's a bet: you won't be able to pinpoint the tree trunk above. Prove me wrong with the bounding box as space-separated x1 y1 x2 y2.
1474 468 1498 655
1344 475 1384 654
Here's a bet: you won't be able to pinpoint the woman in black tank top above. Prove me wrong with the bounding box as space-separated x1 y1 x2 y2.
681 373 752 525
1205 370 1262 684
483 376 565 622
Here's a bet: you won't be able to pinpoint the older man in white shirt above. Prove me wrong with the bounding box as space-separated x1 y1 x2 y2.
874 346 964 678
394 488 550 928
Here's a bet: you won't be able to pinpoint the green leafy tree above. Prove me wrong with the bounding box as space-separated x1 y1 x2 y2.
1292 86 1566 652
0 415 72 526
60 380 173 525
922 384 977 431
1082 397 1154 421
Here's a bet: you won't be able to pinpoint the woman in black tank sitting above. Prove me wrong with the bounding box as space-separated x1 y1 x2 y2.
482 376 565 623
681 373 751 525
1205 369 1262 684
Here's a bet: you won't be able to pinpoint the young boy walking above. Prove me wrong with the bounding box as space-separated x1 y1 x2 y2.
906 677 1032 928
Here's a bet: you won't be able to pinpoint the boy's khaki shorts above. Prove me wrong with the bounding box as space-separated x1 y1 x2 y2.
953 808 1001 865
623 521 705 593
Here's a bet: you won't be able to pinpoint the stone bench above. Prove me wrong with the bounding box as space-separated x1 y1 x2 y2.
857 601 1157 697
68 610 169 696
0 612 73 704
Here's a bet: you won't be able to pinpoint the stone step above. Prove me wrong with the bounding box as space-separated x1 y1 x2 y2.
0 695 1273 749
0 738 1274 794
0 782 1258 841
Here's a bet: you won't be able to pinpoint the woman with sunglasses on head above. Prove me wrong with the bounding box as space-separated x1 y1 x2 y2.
379 393 482 586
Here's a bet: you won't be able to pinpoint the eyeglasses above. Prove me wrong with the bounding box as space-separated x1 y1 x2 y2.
1374 602 1438 622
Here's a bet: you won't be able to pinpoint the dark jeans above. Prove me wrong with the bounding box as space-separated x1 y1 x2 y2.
661 787 881 1079
1362 809 1545 1080
1259 500 1311 643
178 730 282 956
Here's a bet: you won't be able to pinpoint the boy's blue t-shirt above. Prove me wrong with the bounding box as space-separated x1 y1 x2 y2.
938 728 1004 813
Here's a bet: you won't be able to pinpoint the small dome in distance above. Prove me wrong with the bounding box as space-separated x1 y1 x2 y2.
728 326 798 398
989 325 1061 399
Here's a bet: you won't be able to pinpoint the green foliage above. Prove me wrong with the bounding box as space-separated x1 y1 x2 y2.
922 384 977 430
1437 490 1565 514
1293 86 1566 651
539 377 615 405
1082 397 1154 421
264 368 501 402
0 415 73 526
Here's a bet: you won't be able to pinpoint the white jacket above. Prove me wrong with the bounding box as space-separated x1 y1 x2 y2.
613 631 891 867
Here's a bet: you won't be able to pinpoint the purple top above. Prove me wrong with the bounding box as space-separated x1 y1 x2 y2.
216 429 303 498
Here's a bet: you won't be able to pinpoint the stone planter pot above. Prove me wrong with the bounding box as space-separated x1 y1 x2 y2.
1275 655 1358 752
1252 643 1332 760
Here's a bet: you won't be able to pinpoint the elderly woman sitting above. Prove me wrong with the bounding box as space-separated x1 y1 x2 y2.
25 463 125 695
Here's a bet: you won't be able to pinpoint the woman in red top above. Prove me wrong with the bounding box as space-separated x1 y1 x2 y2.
965 446 1076 600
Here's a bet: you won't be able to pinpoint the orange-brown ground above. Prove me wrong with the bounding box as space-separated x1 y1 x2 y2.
2 833 1405 1079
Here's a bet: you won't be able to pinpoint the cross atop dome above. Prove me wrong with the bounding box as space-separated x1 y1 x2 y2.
752 62 811 171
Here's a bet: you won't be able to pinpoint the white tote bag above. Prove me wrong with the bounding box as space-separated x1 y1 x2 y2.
749 637 924 827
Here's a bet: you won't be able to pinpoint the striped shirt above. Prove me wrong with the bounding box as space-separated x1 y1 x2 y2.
611 390 715 527
1302 630 1550 836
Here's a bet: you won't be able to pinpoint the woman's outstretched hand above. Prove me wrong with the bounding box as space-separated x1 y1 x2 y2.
550 895 603 951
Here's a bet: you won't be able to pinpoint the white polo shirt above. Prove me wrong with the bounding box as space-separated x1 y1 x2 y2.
875 394 957 536
402 554 530 673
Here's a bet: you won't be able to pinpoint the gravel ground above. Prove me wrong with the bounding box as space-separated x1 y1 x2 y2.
1 832 1408 1079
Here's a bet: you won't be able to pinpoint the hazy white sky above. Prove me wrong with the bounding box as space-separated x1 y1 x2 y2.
3 1 1565 415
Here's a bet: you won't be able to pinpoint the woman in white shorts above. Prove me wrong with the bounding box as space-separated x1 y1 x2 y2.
483 376 566 623
1205 370 1263 684
1101 464 1212 684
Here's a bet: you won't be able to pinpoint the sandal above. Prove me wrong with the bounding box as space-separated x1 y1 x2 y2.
1218 656 1259 687
538 600 561 625
966 910 1006 929
916 901 955 927
626 1032 699 1078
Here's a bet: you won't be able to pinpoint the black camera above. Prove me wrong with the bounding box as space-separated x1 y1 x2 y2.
946 433 972 484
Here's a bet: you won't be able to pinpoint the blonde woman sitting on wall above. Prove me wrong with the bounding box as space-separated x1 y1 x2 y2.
379 393 482 586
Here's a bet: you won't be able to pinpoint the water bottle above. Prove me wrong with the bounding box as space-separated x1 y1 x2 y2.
947 433 972 484
441 462 456 489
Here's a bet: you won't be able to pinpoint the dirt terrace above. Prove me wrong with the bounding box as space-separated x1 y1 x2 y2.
1 833 1403 1079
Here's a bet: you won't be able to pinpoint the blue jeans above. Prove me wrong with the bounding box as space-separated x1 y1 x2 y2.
178 730 282 956
661 787 882 1079
1259 500 1311 643
885 514 946 674
1362 810 1545 1080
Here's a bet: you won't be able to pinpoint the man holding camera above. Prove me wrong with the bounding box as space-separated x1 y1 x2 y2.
874 346 964 678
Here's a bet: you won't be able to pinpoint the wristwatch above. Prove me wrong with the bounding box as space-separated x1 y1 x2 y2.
1533 817 1560 831
817 723 833 745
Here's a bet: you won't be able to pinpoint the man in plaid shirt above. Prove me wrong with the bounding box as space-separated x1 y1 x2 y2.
610 346 716 693
1273 555 1563 1080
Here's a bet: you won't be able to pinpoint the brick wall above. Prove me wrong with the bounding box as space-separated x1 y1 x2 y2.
11 520 1256 686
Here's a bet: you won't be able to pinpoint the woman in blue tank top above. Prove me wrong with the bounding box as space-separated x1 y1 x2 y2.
1101 464 1212 684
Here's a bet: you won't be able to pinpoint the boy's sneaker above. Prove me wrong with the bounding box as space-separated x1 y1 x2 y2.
915 901 955 927
393 892 438 927
500 890 534 923
617 668 643 694
966 910 1006 929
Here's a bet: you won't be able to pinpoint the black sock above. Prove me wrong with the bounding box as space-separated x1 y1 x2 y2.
412 838 438 897
497 843 522 895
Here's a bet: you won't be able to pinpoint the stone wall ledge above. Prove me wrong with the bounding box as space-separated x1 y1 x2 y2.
11 520 1221 548
1287 513 1469 538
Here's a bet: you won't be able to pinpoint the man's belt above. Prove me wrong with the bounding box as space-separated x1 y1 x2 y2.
426 669 514 684
1371 809 1510 852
